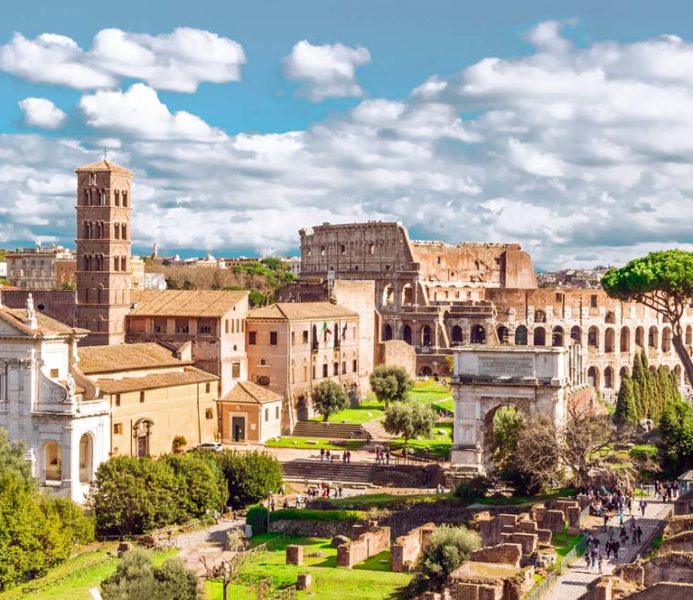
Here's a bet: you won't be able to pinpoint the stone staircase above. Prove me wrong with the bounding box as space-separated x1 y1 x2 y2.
291 421 369 440
281 459 375 485
361 419 393 442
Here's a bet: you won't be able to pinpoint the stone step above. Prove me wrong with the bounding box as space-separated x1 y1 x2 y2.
292 421 369 440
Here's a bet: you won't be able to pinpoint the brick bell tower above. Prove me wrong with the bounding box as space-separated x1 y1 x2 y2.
75 160 133 346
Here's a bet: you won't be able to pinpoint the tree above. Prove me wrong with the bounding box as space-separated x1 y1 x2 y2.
0 428 32 482
614 376 638 427
603 250 693 384
383 402 436 450
490 406 524 473
216 451 282 509
406 525 481 596
369 366 413 406
659 397 693 472
201 529 263 600
171 436 187 454
311 380 348 422
101 549 200 600
164 453 227 519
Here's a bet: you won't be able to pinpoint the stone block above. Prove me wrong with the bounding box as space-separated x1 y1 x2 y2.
331 534 350 548
470 543 522 568
297 573 311 590
499 532 537 555
498 514 518 527
541 510 566 533
286 544 303 565
536 528 552 543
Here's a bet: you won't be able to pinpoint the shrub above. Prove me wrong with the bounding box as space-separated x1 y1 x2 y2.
245 505 269 535
216 451 283 508
171 436 187 454
369 366 412 406
270 509 364 522
164 453 227 519
454 475 491 499
629 444 658 462
311 380 348 422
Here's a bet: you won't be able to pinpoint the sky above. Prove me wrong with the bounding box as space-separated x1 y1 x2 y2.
2 0 693 269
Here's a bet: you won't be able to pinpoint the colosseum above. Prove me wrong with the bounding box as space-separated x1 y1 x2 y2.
298 221 693 401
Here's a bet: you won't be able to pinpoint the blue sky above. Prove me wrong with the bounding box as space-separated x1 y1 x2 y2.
2 0 693 268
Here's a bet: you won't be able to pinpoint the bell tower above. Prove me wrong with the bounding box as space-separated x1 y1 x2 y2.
75 160 133 346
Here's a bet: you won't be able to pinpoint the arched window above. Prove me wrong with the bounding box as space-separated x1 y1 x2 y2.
79 433 93 484
604 367 613 388
451 325 463 345
648 326 658 349
570 326 582 344
588 326 599 348
134 419 153 458
403 325 412 345
515 325 528 346
620 327 631 353
619 366 629 380
662 328 672 353
44 441 62 482
383 285 394 307
552 326 564 347
635 326 645 347
383 324 393 341
402 284 414 306
533 327 546 346
686 325 693 346
471 325 486 344
421 325 432 347
534 310 546 323
587 366 599 387
605 311 616 324
674 364 683 385
497 326 509 344
605 328 615 353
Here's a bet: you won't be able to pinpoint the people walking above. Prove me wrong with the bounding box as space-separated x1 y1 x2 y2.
639 499 648 517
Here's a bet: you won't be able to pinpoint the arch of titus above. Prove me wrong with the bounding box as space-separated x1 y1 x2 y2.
450 344 585 472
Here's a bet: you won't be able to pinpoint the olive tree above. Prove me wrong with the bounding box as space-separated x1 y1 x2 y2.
311 380 348 422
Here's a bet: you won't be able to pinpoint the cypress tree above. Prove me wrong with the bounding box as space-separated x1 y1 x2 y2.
631 351 647 419
614 376 637 426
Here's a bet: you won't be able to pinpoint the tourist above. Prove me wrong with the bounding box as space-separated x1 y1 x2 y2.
385 449 391 465
280 483 286 496
613 540 620 561
584 548 591 569
620 525 628 546
283 498 289 510
603 512 609 533
270 498 276 511
673 482 680 498
636 525 643 543
320 448 325 462
338 485 343 498
346 450 351 463
295 493 302 508
639 498 648 517
605 539 612 559
342 451 347 463
629 515 637 534
325 449 331 462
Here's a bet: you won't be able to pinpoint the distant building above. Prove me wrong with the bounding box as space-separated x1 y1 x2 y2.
143 272 167 290
6 245 76 290
131 256 145 289
0 262 7 278
283 256 301 276
220 381 283 444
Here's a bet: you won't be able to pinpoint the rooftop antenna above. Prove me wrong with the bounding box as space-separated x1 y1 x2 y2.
102 147 108 161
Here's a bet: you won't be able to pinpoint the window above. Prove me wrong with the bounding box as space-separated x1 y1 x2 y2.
265 408 269 422
353 359 358 372
437 256 442 264
121 224 127 239
139 391 145 403
333 362 339 375
205 382 211 394
225 320 230 334
291 331 295 346
275 406 280 419
555 292 563 302
302 330 309 344
340 244 346 255
175 319 189 334
231 362 241 378
113 423 122 435
198 319 214 335
115 394 121 407
590 294 598 308
342 361 347 374
205 409 213 420
270 331 278 345
153 318 167 333
50 368 59 378
120 257 126 271
260 359 266 366
122 191 128 207
321 246 326 256
249 331 257 345
369 243 375 254
322 363 328 378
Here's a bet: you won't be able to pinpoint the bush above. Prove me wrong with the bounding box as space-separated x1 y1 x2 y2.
171 436 187 454
369 366 412 406
311 380 348 422
270 509 364 522
216 451 283 508
629 444 659 462
454 475 491 499
246 505 269 535
164 453 227 519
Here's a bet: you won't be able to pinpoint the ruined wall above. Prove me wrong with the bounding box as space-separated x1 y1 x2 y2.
628 582 693 599
391 522 436 572
336 523 391 568
665 515 693 537
469 544 523 568
661 531 693 553
378 339 417 378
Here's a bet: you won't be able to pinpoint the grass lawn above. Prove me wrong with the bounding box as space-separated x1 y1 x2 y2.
265 437 366 451
388 421 453 459
309 395 385 425
327 491 452 510
408 381 452 406
207 534 410 599
0 545 178 600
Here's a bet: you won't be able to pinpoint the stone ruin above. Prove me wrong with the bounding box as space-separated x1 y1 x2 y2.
334 521 391 569
391 522 436 573
447 556 534 600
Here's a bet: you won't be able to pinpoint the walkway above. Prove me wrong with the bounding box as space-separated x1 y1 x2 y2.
545 498 673 600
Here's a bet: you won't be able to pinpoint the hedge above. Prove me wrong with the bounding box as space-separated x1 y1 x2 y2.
245 505 365 535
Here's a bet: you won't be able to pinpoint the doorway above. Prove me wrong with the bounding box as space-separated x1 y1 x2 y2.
231 416 246 442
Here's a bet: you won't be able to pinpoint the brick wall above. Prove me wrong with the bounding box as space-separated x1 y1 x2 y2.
469 543 523 567
391 522 436 572
336 523 391 568
377 339 417 378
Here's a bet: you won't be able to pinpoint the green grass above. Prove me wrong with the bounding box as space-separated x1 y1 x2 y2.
309 395 386 425
264 437 366 450
0 546 178 600
388 421 453 459
326 491 452 510
209 534 410 599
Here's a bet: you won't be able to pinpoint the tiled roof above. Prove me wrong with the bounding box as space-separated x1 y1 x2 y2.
96 367 217 394
129 290 247 318
75 160 133 175
222 380 283 405
0 307 84 337
248 302 357 321
78 342 191 374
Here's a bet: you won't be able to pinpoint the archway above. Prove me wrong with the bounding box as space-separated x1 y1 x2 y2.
648 326 658 349
588 327 599 349
587 366 600 387
604 367 614 389
674 364 683 386
383 324 393 341
635 326 644 347
533 327 546 346
662 328 672 353
421 325 433 347
383 285 394 307
482 404 526 470
403 325 412 345
471 325 486 344
402 284 414 306
620 327 631 353
420 366 433 377
552 326 564 347
515 325 528 346
79 433 93 484
44 441 62 482
297 395 309 421
497 325 509 344
619 366 629 380
451 325 463 345
605 328 615 353
133 418 153 458
570 326 582 344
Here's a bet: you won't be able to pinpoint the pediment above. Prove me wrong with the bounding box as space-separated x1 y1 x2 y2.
0 315 32 337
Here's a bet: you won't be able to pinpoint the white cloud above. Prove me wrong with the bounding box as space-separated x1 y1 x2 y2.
79 84 227 142
18 97 67 129
0 27 245 92
283 40 371 101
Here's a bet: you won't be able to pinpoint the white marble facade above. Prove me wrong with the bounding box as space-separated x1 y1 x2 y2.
0 297 109 502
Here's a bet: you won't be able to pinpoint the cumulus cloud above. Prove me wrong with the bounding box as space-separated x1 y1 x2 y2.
18 97 67 129
0 27 245 92
283 40 371 101
79 84 227 142
5 22 693 269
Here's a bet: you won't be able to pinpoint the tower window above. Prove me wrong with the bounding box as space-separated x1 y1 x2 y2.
114 224 120 239
121 224 127 240
120 257 126 271
122 191 128 207
114 190 120 206
113 257 119 271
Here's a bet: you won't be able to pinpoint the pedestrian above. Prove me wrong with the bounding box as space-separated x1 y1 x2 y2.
320 448 325 462
338 485 343 498
385 449 391 465
346 450 351 463
613 540 620 561
636 525 643 543
674 482 680 498
605 539 612 559
603 513 609 533
270 498 276 511
584 549 591 569
283 498 289 509
639 499 647 517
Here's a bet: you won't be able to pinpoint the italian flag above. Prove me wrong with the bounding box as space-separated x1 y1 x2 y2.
322 322 332 336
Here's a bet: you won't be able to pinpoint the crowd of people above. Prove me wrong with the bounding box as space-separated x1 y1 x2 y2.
654 480 680 502
319 448 352 463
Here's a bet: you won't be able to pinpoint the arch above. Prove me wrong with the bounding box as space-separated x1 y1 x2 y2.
587 366 600 387
403 324 412 345
552 326 564 347
471 325 486 344
383 285 394 307
420 366 433 377
605 311 616 324
44 441 62 482
588 326 599 349
635 326 645 347
402 283 415 306
620 327 631 353
674 364 683 385
451 325 463 345
79 433 94 484
648 326 658 349
383 324 393 341
686 325 692 346
297 395 309 421
605 328 615 353
662 328 672 353
497 325 509 344
533 327 546 346
482 404 527 464
619 366 629 380
133 418 153 458
421 325 433 347
604 366 614 389
534 310 546 323
515 325 528 346
570 326 582 344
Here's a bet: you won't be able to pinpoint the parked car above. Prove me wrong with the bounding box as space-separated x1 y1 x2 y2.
192 442 224 452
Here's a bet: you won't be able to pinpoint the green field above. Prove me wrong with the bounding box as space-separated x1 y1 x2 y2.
388 421 453 459
309 395 386 424
207 534 410 599
265 437 367 450
0 546 178 600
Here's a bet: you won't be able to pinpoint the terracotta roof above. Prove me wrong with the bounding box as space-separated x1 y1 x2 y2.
96 367 218 394
222 381 283 405
129 290 247 318
75 160 133 175
78 342 191 374
0 307 85 337
248 302 357 321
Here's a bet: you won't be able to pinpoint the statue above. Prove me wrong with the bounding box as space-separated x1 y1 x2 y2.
65 373 76 401
26 293 36 323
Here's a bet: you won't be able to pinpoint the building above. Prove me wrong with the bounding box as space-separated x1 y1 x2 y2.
131 256 145 288
219 380 283 443
125 289 249 397
298 222 693 400
6 245 76 290
77 342 218 457
245 302 361 431
75 160 133 346
0 296 110 502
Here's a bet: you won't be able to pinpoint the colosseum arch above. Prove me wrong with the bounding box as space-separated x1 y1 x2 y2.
402 283 414 306
605 328 615 353
497 325 509 344
515 325 528 346
635 326 645 347
552 326 564 347
604 366 614 389
421 325 433 347
588 366 600 387
383 324 393 341
533 327 546 346
383 285 395 307
451 325 463 345
662 328 672 353
588 326 599 349
403 325 412 345
620 327 631 353
570 326 581 344
619 366 629 380
648 326 658 349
